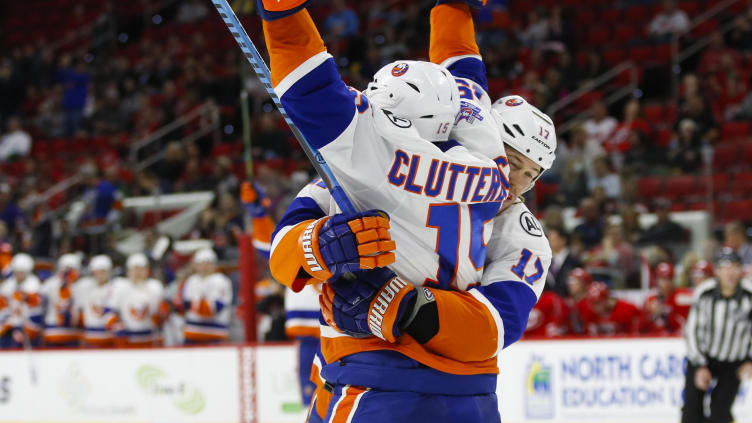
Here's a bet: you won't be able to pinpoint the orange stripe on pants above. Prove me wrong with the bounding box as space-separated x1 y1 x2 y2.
330 386 367 423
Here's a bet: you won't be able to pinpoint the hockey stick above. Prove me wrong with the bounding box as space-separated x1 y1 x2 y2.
211 0 357 215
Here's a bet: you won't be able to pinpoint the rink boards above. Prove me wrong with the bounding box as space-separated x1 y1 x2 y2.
0 338 750 423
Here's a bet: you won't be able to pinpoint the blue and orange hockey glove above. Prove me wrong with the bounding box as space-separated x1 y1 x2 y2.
240 181 270 218
298 211 396 281
320 268 418 342
436 0 486 8
256 0 312 21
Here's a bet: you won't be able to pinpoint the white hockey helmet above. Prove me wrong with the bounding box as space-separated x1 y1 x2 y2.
491 95 556 176
126 253 149 269
193 248 217 264
10 253 34 274
89 255 113 272
367 60 460 142
57 253 82 271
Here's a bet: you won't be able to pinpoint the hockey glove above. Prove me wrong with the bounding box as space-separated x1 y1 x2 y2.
436 0 487 8
240 180 271 218
320 268 419 343
256 0 312 21
299 211 396 281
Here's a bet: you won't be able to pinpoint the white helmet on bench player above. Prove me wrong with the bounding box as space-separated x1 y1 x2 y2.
367 60 460 142
491 95 556 178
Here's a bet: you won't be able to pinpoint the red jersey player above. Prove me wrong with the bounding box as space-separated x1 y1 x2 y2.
578 282 641 336
525 289 571 337
639 262 693 334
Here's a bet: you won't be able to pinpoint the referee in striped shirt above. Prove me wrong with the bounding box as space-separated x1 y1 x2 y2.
682 248 752 423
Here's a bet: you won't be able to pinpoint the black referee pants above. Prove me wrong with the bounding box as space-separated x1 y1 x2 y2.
681 360 743 423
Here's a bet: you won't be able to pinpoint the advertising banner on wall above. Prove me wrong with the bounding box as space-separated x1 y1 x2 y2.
0 347 241 423
498 337 752 423
2 339 751 423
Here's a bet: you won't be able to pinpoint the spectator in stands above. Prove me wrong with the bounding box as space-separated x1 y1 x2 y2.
154 142 186 192
667 119 703 173
546 227 582 298
211 156 240 195
0 183 24 235
647 0 690 38
0 59 21 128
519 9 549 47
324 0 359 39
573 197 604 249
0 117 31 162
176 0 209 24
561 126 603 206
620 206 643 244
699 32 743 82
640 199 687 245
587 156 621 200
585 223 640 288
583 101 617 148
675 94 718 143
727 14 752 53
255 113 291 160
57 56 90 136
605 98 650 161
578 282 641 336
724 221 752 267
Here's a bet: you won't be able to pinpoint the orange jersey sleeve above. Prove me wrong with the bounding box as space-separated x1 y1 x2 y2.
429 3 480 65
269 219 317 292
262 9 327 87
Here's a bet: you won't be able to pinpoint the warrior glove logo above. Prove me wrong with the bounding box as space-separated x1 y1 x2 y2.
368 276 408 340
302 221 323 272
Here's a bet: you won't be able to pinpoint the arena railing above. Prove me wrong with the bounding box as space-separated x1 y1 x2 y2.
29 101 219 226
670 0 742 99
548 0 742 136
546 61 639 135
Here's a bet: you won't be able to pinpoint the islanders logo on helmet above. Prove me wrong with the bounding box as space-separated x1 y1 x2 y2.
505 97 524 107
391 63 409 77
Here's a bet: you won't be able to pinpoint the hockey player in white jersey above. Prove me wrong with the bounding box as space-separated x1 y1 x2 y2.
105 253 168 347
176 248 233 344
0 253 43 348
259 2 509 295
74 255 118 347
264 1 555 421
40 253 83 347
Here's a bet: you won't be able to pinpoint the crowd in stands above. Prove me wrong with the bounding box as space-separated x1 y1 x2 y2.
1 0 752 346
